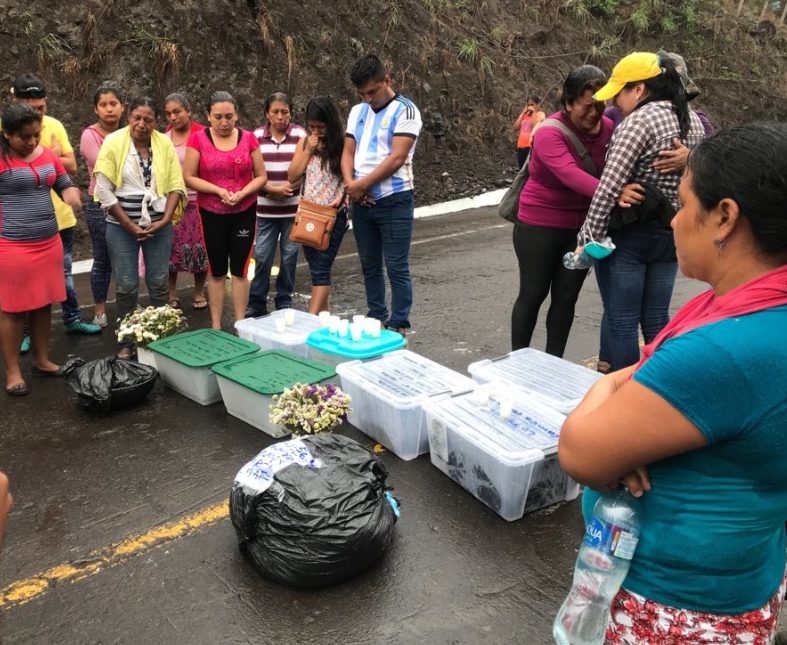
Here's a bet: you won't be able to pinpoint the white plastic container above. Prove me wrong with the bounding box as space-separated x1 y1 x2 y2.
135 347 158 370
234 310 322 358
213 351 336 436
468 348 603 414
335 350 476 460
424 381 579 521
149 330 260 405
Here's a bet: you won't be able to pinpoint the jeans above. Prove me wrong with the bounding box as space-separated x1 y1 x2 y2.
106 222 172 343
302 209 348 286
516 147 531 169
511 221 588 358
86 202 112 304
352 190 415 329
247 217 299 313
59 227 81 324
595 221 678 371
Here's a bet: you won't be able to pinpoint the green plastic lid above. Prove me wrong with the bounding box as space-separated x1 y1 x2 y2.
149 329 260 367
212 350 336 395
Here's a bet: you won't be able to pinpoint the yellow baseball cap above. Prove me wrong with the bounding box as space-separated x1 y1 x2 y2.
593 52 663 102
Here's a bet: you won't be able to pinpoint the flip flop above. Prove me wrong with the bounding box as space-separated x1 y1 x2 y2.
192 298 208 310
6 382 29 396
168 298 181 308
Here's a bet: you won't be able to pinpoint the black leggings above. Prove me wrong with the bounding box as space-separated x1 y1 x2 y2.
199 205 256 278
511 221 589 357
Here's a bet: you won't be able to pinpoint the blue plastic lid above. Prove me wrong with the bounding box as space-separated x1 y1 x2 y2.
306 328 406 359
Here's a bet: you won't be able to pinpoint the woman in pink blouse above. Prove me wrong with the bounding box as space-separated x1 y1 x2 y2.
79 85 124 327
183 92 267 330
288 96 349 314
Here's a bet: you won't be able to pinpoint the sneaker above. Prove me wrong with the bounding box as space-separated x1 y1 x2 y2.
92 313 108 328
20 335 31 354
64 319 102 335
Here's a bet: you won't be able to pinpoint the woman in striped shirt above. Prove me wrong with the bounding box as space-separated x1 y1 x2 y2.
94 96 186 359
0 104 82 395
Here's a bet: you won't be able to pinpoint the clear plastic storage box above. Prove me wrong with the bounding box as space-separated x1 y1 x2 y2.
306 327 406 368
213 350 337 436
468 348 602 414
335 350 476 460
424 381 579 521
149 330 260 405
234 310 323 358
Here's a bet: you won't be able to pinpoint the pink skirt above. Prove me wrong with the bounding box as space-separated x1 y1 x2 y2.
0 235 65 312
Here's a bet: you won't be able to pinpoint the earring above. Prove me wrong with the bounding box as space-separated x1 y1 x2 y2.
713 239 725 259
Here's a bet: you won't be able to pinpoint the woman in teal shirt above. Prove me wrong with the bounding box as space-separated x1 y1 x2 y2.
559 122 787 643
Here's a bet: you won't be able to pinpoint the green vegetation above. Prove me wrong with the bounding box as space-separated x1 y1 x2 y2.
562 0 704 33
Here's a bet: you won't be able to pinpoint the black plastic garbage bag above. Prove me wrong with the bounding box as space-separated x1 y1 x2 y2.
229 433 400 588
65 357 157 412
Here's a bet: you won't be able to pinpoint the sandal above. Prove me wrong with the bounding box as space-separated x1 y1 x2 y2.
192 297 208 310
168 297 181 308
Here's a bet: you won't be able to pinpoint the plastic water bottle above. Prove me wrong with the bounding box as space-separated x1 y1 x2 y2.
553 487 642 645
562 251 592 270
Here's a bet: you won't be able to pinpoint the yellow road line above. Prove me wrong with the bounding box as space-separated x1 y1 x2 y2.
0 500 229 610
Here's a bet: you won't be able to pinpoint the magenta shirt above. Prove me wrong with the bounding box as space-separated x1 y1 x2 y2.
187 128 258 214
518 112 614 230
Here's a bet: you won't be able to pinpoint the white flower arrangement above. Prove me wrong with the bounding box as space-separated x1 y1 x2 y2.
269 383 352 436
116 305 187 348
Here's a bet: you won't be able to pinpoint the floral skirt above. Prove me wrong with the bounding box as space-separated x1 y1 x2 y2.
605 567 787 645
170 202 208 274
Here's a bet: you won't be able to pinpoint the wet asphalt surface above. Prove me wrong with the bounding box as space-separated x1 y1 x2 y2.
0 206 705 645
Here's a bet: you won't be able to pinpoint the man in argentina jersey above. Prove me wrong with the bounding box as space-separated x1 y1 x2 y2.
342 55 422 337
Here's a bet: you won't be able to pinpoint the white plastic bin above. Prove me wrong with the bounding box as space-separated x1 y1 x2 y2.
149 330 260 405
234 310 323 358
335 350 476 460
213 351 337 436
468 348 602 414
424 381 579 521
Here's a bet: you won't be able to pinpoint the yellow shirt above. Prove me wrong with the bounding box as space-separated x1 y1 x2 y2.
40 115 76 230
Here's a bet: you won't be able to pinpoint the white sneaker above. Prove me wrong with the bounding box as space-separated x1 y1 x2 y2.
92 313 108 328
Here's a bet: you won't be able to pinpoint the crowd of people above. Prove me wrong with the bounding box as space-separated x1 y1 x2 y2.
0 54 422 390
3 44 787 643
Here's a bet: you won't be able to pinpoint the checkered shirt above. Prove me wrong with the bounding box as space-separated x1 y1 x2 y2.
577 101 706 246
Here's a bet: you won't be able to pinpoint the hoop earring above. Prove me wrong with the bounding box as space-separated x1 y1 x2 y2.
713 239 725 259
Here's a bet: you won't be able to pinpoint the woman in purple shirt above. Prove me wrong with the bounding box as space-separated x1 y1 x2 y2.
511 65 614 357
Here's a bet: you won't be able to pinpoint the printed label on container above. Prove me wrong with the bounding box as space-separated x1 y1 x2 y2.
235 439 322 494
583 516 640 561
429 418 449 462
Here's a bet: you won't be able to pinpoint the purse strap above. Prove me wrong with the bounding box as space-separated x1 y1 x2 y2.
536 118 599 178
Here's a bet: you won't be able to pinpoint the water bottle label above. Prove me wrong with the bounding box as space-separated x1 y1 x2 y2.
584 516 640 560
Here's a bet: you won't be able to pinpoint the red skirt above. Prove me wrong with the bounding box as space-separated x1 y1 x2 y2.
0 234 65 313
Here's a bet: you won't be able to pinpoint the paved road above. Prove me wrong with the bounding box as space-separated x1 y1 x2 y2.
0 206 704 644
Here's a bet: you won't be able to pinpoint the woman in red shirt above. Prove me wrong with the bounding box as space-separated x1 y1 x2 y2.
0 104 82 395
184 92 267 330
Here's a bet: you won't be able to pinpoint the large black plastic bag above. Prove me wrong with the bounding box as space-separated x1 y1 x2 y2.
65 357 157 412
229 433 399 588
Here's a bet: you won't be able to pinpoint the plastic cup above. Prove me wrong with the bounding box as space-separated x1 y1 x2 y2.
366 318 381 338
350 322 363 341
284 309 296 326
329 316 341 334
353 315 366 327
319 311 331 328
274 317 287 333
338 319 349 337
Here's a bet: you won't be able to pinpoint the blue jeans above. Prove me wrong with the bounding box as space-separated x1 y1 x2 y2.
106 223 172 342
248 217 300 313
59 227 81 324
352 190 415 329
595 222 678 371
86 202 112 304
302 209 348 286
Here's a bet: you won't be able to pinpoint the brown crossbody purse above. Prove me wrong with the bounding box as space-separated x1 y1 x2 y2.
288 199 338 251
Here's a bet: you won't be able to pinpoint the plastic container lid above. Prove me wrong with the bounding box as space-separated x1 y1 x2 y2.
336 350 475 405
234 311 322 345
149 329 260 367
467 348 602 413
212 350 336 395
306 327 406 360
425 382 567 464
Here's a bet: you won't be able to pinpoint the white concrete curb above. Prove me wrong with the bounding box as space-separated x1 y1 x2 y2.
72 188 507 275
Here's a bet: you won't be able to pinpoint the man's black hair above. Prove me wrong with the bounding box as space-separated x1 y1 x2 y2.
349 55 387 87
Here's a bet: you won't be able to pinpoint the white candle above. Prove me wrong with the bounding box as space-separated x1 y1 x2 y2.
350 322 363 341
274 317 287 333
284 309 295 326
338 319 349 337
498 396 513 419
353 315 366 327
367 318 381 338
329 316 341 334
319 311 331 328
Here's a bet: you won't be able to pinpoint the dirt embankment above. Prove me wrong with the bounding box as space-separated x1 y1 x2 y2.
1 0 786 259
